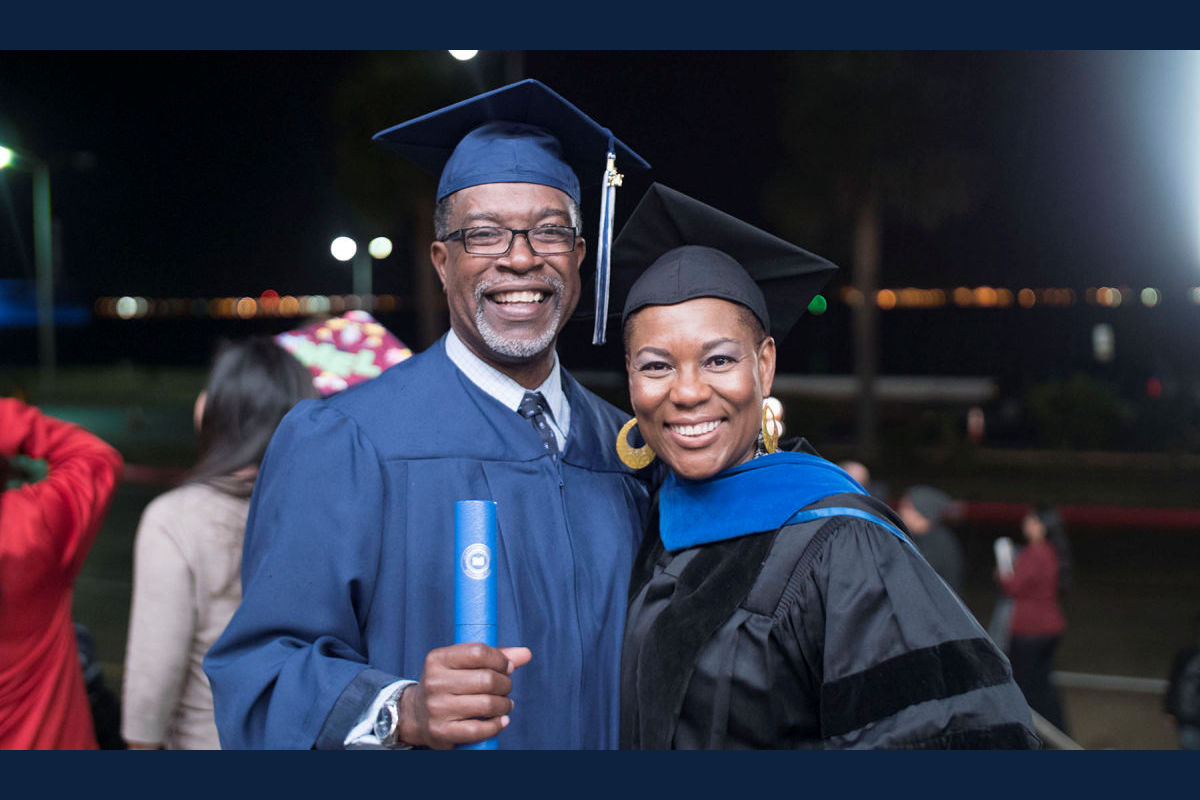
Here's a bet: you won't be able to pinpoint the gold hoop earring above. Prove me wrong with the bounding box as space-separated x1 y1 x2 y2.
616 417 656 470
761 401 781 454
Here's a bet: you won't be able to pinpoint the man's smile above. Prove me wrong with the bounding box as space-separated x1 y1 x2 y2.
489 289 549 304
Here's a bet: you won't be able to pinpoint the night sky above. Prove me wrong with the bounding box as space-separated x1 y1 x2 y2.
1 50 1197 381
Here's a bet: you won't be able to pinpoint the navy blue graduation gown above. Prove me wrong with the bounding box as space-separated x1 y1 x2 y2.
204 337 652 749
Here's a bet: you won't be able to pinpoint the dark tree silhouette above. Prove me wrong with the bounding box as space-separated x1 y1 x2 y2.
765 51 996 461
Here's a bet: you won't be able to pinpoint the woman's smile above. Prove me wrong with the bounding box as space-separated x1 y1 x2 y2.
665 418 723 441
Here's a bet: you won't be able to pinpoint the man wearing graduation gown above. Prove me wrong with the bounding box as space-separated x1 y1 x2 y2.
203 81 653 750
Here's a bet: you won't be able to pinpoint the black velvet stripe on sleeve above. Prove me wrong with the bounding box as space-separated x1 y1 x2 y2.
820 637 1013 739
892 722 1042 749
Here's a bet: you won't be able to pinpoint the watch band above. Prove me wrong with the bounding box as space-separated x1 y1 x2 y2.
373 683 406 748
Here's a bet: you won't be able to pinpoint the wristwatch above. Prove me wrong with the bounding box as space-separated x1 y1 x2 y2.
373 684 406 748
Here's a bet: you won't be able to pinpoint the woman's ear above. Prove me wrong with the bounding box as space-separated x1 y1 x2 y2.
757 336 777 398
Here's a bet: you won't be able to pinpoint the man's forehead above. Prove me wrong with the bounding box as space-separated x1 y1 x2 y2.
450 182 575 220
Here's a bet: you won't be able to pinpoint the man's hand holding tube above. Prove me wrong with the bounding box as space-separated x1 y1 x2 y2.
398 644 532 749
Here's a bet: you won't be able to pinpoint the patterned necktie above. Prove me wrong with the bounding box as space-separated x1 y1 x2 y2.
518 391 559 459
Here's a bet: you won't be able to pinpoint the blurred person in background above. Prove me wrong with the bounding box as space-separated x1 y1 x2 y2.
837 459 890 505
121 337 318 749
0 398 123 748
75 622 124 749
897 485 964 598
838 459 871 487
1163 612 1200 749
996 505 1072 736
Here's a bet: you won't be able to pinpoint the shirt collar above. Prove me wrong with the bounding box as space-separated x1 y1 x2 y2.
444 329 570 438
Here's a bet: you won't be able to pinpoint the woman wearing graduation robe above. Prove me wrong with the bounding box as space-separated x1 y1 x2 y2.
615 184 1040 749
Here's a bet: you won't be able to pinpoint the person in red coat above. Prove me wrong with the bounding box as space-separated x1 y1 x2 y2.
997 506 1072 735
0 397 123 749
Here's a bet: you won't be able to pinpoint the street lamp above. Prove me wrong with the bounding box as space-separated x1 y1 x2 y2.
330 235 392 298
447 50 523 83
0 144 54 385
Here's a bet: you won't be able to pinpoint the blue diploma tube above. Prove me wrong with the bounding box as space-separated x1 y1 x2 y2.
454 500 498 750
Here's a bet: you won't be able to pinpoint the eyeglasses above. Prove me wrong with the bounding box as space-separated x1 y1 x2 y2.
441 225 577 256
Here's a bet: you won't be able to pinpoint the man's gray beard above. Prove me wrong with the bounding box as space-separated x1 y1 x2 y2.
474 277 565 359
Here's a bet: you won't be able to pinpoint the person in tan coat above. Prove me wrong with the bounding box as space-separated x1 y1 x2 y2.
121 337 317 749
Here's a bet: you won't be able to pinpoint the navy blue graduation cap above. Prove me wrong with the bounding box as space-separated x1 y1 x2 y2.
372 79 651 345
613 183 839 342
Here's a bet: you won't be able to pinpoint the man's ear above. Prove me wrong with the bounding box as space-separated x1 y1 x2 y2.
430 241 449 291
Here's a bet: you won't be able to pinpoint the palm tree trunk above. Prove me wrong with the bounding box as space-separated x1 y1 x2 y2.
852 189 881 463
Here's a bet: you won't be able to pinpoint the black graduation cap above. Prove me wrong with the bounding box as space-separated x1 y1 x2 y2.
612 183 839 342
372 79 650 345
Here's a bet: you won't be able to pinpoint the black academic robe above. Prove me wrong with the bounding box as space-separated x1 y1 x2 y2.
620 449 1040 750
204 336 652 749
